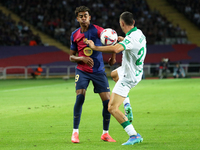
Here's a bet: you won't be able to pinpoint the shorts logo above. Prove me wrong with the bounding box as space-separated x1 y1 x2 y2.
121 83 125 86
83 47 93 56
135 70 142 76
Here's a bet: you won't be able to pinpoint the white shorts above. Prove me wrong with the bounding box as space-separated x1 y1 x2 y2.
116 66 123 78
112 67 139 97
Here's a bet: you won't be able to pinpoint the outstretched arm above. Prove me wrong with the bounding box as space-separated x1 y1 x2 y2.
86 40 124 53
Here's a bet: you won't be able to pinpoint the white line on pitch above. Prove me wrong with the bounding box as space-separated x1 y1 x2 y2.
0 83 68 92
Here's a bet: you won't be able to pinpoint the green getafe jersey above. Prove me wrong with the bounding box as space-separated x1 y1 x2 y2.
119 27 147 82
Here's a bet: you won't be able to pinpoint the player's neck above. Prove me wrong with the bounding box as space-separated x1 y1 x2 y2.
80 24 89 33
124 25 135 34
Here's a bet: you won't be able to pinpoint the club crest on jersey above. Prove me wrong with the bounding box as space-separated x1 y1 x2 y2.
83 38 87 43
83 47 93 56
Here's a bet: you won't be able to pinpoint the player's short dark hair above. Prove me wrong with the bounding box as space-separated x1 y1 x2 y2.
75 6 91 17
120 11 135 26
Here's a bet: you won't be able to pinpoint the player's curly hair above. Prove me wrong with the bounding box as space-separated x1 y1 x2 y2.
120 11 135 26
75 6 91 17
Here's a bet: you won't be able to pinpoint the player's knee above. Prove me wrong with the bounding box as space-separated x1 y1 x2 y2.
107 105 112 114
111 70 119 82
108 104 117 115
76 89 86 96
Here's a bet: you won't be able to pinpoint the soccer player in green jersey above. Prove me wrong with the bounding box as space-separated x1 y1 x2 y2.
86 11 146 145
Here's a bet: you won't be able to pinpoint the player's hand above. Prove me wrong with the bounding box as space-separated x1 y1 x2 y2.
108 57 116 66
85 40 95 49
82 57 94 68
118 36 124 42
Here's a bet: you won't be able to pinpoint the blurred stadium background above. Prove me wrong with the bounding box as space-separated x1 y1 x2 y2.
0 0 200 79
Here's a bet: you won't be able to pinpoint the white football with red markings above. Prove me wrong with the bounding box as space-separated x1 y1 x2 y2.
100 28 118 46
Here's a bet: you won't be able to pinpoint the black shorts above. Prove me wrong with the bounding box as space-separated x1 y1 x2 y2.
75 69 110 93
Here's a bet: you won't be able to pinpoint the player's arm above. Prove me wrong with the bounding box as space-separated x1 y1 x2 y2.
118 36 124 42
108 53 116 66
86 40 124 53
69 50 94 67
69 50 81 62
107 36 125 66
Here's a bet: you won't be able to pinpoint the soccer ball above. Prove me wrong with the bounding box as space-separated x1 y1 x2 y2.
100 28 118 46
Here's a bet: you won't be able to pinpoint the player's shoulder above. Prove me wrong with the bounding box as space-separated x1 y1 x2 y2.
71 27 82 41
92 24 103 29
91 24 104 31
71 27 81 35
128 27 143 36
128 27 145 40
136 28 145 37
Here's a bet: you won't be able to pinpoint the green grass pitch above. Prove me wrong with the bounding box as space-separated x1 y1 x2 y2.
0 78 200 150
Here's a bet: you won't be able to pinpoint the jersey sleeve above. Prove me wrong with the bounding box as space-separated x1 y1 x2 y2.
119 36 134 51
94 25 104 38
70 33 77 51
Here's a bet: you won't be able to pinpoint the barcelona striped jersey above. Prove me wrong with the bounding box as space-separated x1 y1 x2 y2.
70 24 105 73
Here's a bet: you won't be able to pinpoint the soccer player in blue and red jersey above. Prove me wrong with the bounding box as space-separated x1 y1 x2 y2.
69 6 116 143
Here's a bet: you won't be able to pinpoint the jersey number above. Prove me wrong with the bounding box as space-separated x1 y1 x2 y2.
75 74 79 82
135 47 144 66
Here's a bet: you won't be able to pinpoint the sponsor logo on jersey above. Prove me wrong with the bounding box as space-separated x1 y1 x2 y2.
83 47 93 56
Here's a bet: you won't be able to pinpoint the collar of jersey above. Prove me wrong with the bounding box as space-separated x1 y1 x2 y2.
80 24 92 33
126 27 137 36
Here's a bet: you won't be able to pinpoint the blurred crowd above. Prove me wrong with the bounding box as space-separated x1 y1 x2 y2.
1 0 189 46
0 10 43 46
167 0 200 28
